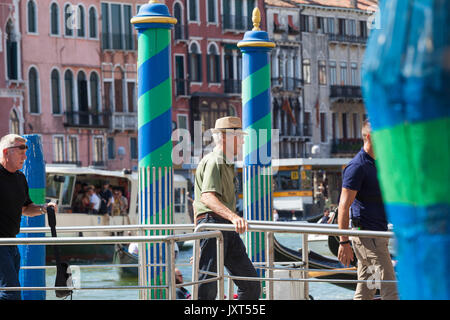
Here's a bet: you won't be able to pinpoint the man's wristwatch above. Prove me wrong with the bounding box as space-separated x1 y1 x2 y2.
39 205 46 214
339 240 351 245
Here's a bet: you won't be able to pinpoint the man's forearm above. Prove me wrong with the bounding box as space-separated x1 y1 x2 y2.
22 204 44 217
201 192 237 222
338 203 350 242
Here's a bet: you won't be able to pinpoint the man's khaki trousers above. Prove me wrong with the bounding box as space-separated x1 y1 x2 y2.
351 236 399 300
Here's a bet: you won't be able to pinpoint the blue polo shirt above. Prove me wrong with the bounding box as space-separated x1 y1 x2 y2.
342 148 388 231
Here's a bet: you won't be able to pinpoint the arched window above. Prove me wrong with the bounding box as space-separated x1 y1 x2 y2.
89 7 97 38
189 42 202 82
77 71 89 124
27 1 37 33
28 67 39 113
173 2 183 40
50 3 59 35
207 44 220 83
10 110 20 134
65 4 73 36
64 70 74 114
6 20 18 80
90 72 100 125
77 6 85 37
51 69 61 114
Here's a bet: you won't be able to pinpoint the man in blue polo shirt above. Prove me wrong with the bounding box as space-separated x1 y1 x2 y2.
337 120 398 300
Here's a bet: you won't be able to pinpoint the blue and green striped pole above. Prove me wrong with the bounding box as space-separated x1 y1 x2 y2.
238 7 275 297
362 0 450 299
131 0 177 300
18 134 46 300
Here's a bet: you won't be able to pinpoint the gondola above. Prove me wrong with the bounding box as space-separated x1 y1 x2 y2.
273 237 357 291
113 244 139 278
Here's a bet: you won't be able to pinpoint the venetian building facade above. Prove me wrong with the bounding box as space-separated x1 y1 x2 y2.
293 0 376 158
265 0 306 159
0 0 24 137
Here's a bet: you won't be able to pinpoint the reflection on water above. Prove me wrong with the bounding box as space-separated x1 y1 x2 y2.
45 233 356 300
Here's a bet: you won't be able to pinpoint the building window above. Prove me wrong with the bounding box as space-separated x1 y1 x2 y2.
360 20 368 39
64 70 75 113
77 5 85 37
351 63 359 86
188 0 198 22
10 110 20 134
50 3 59 35
54 136 65 162
340 62 348 85
107 137 115 160
65 4 73 36
67 136 78 163
189 43 202 82
101 3 133 50
89 7 97 38
338 18 346 35
27 1 37 33
316 17 325 33
353 113 360 138
127 82 136 112
318 61 327 85
348 20 356 36
90 72 99 113
6 20 18 80
93 137 104 163
329 61 337 85
130 137 138 160
77 71 89 124
103 81 112 111
51 69 61 114
332 113 338 140
327 17 335 34
28 67 39 113
207 44 220 83
114 67 124 112
175 55 186 96
320 113 327 143
207 0 216 23
303 59 311 84
342 113 348 139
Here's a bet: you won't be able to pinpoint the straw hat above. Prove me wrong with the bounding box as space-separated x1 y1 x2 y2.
211 116 247 135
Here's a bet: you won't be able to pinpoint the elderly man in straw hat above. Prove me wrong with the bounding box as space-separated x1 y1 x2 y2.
193 116 260 300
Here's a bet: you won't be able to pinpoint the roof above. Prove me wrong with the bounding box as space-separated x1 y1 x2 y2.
265 0 297 8
266 0 378 11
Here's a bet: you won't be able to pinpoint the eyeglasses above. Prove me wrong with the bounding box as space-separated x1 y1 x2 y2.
8 145 28 151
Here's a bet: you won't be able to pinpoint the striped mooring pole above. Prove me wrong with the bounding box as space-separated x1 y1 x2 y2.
130 0 177 300
362 0 450 299
238 7 275 297
18 134 46 300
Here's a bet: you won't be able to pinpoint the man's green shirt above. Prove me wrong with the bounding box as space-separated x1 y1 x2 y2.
193 148 236 218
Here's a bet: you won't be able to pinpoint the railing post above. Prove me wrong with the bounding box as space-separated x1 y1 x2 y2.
166 239 176 300
191 239 200 300
131 1 177 300
302 233 309 299
265 231 274 300
18 134 46 300
216 234 224 300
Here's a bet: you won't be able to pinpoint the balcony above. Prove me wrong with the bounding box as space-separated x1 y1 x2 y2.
64 111 111 128
331 138 363 155
272 77 303 91
101 32 137 51
112 112 137 131
330 85 362 101
222 15 250 32
328 33 368 45
224 79 241 94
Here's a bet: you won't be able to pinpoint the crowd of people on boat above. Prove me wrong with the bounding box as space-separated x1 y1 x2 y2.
71 182 129 216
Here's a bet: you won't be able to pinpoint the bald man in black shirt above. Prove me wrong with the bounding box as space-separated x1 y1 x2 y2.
0 134 56 300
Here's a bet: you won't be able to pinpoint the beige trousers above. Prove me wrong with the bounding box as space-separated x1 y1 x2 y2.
351 236 399 300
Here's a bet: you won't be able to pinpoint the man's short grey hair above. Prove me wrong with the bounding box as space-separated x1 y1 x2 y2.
0 134 27 158
212 131 224 146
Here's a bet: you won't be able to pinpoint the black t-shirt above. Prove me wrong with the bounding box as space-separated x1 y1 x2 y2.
0 164 33 237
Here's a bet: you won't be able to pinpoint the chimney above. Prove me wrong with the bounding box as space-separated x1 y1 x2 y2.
350 0 358 8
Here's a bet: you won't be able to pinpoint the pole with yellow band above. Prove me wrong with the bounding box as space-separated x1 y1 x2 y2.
131 0 177 300
238 7 275 299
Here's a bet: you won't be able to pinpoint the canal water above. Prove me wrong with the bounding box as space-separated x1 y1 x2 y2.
44 233 357 300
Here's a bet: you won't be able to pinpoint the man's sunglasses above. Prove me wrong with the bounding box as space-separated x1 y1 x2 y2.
8 145 28 150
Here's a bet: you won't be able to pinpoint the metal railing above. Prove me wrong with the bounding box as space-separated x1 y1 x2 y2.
2 222 396 300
